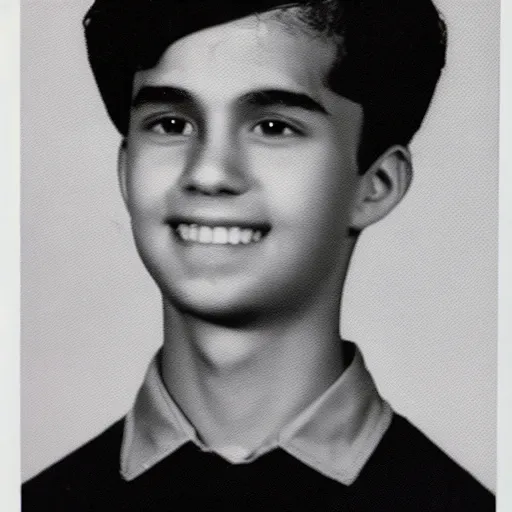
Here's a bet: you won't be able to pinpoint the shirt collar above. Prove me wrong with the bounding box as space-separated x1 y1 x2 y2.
120 342 392 485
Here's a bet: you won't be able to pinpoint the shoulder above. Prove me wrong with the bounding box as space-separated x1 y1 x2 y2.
351 413 495 511
22 419 126 510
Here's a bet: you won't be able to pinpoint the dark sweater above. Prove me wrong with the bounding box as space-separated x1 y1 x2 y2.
22 414 494 511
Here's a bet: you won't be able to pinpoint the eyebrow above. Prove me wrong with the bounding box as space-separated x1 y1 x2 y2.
238 89 329 115
132 86 329 115
132 86 194 108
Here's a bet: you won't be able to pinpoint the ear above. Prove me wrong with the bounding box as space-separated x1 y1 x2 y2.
117 140 129 208
350 145 412 232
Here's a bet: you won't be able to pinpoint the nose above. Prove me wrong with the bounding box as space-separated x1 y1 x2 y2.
180 137 249 197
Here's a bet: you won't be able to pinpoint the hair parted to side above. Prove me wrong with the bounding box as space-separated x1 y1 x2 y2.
83 0 447 173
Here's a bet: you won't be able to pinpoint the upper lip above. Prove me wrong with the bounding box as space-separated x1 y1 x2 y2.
168 215 271 233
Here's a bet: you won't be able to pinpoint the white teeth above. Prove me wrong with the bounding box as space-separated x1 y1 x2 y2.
188 224 198 242
198 226 213 243
175 224 265 245
177 224 189 241
228 227 241 245
252 230 262 242
212 227 229 244
240 229 252 244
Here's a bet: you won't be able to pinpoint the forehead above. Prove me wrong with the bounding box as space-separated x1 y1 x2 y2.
133 12 338 103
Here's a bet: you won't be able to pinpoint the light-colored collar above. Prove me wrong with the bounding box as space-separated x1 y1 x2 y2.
120 343 392 485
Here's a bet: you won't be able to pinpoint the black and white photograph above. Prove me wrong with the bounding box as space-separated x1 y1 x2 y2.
18 0 499 510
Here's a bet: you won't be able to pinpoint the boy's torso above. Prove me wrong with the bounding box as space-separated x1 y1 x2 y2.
22 413 494 511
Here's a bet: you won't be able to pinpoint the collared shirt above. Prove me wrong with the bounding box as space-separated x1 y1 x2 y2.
121 343 393 485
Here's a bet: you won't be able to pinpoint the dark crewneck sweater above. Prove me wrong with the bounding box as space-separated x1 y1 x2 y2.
22 414 494 511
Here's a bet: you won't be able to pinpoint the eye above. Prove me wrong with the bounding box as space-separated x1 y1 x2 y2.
147 117 194 136
252 120 300 137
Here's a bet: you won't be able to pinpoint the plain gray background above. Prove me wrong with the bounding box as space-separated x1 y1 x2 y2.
21 0 498 489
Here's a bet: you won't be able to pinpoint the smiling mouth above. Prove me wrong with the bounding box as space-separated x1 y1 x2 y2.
173 223 269 245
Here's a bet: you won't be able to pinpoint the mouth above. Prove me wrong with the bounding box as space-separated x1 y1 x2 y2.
171 223 271 246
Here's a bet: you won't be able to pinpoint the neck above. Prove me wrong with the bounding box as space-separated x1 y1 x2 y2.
160 293 346 454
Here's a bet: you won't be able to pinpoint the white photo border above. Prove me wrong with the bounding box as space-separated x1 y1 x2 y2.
3 0 508 509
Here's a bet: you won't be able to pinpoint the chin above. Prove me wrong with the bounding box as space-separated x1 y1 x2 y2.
159 278 269 326
168 295 264 327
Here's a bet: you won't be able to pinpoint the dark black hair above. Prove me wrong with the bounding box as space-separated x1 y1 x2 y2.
83 0 447 172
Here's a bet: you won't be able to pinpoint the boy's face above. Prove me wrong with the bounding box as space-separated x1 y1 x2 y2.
120 12 364 321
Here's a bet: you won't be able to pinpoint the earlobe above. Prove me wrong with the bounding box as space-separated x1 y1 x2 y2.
350 145 413 232
117 141 129 208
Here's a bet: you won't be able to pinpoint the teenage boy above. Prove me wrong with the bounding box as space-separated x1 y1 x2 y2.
22 0 495 510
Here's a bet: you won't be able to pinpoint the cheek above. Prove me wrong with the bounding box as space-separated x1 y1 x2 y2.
253 145 356 231
125 145 184 214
